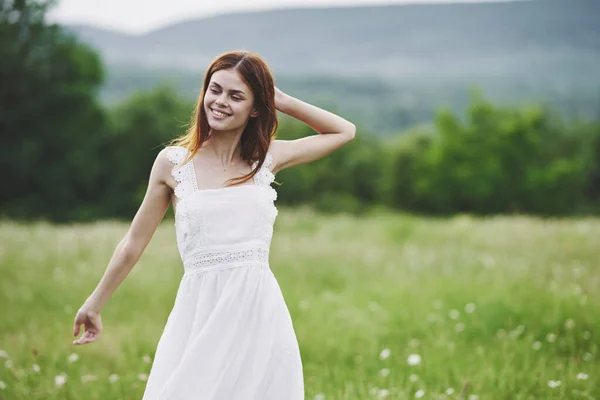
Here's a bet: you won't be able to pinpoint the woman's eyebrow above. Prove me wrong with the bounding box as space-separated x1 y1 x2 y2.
210 82 246 96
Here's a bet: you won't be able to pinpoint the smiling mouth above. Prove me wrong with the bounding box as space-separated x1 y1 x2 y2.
211 108 231 118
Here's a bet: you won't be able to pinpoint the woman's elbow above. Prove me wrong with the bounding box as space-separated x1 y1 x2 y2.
121 238 144 262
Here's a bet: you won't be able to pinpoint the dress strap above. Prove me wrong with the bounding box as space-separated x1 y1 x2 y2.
166 146 198 199
252 152 275 187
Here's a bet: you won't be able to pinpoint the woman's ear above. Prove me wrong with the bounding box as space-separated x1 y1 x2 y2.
250 109 259 118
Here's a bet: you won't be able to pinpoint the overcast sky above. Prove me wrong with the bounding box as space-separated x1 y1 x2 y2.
48 0 506 34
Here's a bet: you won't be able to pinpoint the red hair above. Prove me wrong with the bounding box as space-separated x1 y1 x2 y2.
168 50 278 186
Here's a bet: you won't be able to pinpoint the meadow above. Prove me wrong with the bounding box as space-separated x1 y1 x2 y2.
0 207 598 399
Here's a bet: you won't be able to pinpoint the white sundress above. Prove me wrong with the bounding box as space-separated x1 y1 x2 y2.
141 146 304 400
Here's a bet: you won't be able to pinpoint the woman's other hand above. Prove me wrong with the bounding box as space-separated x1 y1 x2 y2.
72 306 103 345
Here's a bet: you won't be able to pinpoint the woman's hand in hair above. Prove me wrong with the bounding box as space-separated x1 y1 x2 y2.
268 85 356 173
274 86 290 113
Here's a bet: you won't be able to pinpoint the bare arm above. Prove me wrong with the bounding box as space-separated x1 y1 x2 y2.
73 148 174 344
270 87 356 173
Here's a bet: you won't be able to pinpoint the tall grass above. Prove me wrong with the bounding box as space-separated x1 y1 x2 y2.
0 207 598 399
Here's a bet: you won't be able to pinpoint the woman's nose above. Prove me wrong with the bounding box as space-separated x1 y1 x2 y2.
216 94 228 106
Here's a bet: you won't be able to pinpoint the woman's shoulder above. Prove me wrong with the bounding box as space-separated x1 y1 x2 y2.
151 146 187 176
162 145 188 165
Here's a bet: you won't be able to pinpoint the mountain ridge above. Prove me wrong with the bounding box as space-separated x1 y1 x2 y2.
66 0 600 78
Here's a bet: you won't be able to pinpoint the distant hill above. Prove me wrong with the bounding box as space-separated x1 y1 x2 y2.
66 0 600 79
65 0 600 134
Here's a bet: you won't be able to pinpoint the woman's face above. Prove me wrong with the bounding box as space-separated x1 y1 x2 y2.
203 68 257 133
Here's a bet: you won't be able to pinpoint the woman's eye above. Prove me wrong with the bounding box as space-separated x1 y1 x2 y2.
232 96 242 101
210 88 219 94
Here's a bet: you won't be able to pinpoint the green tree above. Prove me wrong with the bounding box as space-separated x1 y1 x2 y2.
387 93 590 215
0 0 107 221
102 85 193 217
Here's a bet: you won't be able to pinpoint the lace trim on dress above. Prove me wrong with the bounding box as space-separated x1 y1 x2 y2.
252 153 275 186
183 246 270 272
166 146 198 199
253 152 278 201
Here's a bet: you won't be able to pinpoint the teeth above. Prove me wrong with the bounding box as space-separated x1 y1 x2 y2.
212 109 229 117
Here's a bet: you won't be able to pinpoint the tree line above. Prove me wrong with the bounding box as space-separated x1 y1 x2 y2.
2 1 599 222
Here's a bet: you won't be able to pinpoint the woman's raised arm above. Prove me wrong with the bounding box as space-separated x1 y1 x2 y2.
269 87 356 174
72 148 174 345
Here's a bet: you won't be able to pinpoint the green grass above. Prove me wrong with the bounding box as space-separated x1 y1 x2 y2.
0 207 598 399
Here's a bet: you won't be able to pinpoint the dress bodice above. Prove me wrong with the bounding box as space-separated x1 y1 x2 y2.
166 146 278 272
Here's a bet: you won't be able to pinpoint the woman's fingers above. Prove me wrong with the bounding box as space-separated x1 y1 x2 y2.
73 330 98 345
72 312 102 345
73 312 85 337
73 330 87 345
73 321 80 336
84 331 98 344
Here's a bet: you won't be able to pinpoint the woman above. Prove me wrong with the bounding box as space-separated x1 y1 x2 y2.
72 50 355 399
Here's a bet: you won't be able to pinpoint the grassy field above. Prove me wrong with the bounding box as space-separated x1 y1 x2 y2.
0 207 598 399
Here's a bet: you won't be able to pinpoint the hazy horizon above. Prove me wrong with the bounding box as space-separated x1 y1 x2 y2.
48 0 515 34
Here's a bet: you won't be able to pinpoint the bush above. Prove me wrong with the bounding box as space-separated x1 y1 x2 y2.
384 93 593 215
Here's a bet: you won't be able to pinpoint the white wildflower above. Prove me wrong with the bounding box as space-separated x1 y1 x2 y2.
379 348 391 360
468 395 480 400
465 303 476 313
378 389 390 398
448 309 460 320
55 373 67 388
138 373 148 381
565 319 575 329
583 352 592 361
0 350 8 359
415 389 425 398
547 380 561 389
0 381 6 390
576 372 589 380
546 333 557 343
143 354 152 364
380 368 390 377
68 353 79 363
314 393 325 400
532 341 542 351
446 388 455 395
32 364 41 373
513 325 525 336
108 374 120 383
407 354 422 366
455 322 465 332
409 374 419 382
4 360 13 369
